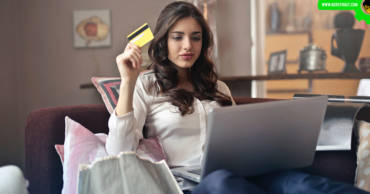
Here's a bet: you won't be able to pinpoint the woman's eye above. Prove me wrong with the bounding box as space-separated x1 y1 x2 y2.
172 36 182 40
192 36 201 41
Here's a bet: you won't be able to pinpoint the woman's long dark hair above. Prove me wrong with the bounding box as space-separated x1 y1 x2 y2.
148 1 232 115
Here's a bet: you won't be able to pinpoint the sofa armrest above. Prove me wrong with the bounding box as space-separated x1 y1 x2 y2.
25 104 109 194
304 150 356 184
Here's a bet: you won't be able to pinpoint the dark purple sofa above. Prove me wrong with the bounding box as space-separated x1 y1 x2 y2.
25 97 368 194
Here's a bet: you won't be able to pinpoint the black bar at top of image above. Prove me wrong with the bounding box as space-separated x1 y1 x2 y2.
127 24 149 41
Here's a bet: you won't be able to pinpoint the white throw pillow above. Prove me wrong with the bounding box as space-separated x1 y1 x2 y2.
356 120 370 191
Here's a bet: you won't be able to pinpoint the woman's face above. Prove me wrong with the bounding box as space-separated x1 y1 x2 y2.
167 17 202 70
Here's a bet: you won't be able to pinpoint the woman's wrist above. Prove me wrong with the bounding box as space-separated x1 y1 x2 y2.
116 77 136 116
120 77 137 87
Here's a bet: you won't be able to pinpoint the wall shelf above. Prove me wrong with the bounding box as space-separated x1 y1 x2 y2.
81 73 370 98
222 72 370 97
222 72 370 81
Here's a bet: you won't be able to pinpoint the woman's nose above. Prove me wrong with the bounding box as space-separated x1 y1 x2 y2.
183 37 192 50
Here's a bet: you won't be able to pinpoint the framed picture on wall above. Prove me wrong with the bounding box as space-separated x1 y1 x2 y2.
268 50 287 74
73 9 111 48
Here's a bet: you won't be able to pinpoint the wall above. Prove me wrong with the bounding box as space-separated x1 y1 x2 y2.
0 0 19 167
2 0 172 169
216 0 252 77
18 0 170 117
1 0 253 169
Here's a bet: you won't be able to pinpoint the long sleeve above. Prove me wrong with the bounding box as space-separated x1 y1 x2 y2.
105 75 149 155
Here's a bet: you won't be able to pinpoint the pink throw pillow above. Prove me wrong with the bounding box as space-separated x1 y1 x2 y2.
55 144 64 163
56 117 108 194
137 138 167 162
55 117 167 194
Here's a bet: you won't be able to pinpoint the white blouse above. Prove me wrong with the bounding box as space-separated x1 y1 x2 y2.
106 70 234 167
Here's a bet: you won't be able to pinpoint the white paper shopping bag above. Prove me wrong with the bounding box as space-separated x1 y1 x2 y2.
77 152 183 194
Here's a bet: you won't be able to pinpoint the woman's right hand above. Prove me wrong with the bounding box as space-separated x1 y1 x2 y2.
116 42 143 81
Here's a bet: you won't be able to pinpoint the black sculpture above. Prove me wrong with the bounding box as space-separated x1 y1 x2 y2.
331 12 364 73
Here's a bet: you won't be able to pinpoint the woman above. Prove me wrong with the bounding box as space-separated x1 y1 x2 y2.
108 1 368 194
107 1 233 168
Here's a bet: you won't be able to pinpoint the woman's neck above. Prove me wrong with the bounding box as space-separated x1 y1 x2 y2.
177 68 194 92
176 66 190 82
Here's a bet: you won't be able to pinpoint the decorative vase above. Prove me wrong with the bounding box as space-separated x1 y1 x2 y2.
286 0 296 32
269 2 281 33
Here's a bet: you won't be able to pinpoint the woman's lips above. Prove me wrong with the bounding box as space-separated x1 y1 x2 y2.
180 54 193 60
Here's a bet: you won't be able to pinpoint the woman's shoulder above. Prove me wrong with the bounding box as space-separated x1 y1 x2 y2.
216 80 234 100
216 80 229 92
137 69 157 94
138 69 156 81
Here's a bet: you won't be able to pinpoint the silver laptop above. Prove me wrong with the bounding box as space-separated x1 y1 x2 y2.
171 96 328 183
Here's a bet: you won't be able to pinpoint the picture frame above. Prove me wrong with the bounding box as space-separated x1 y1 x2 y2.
268 50 287 74
73 9 111 48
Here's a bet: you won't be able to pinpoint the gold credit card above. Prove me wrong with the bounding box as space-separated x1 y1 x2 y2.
127 23 154 47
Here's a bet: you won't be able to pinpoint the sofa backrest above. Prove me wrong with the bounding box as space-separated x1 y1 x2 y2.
25 104 110 194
